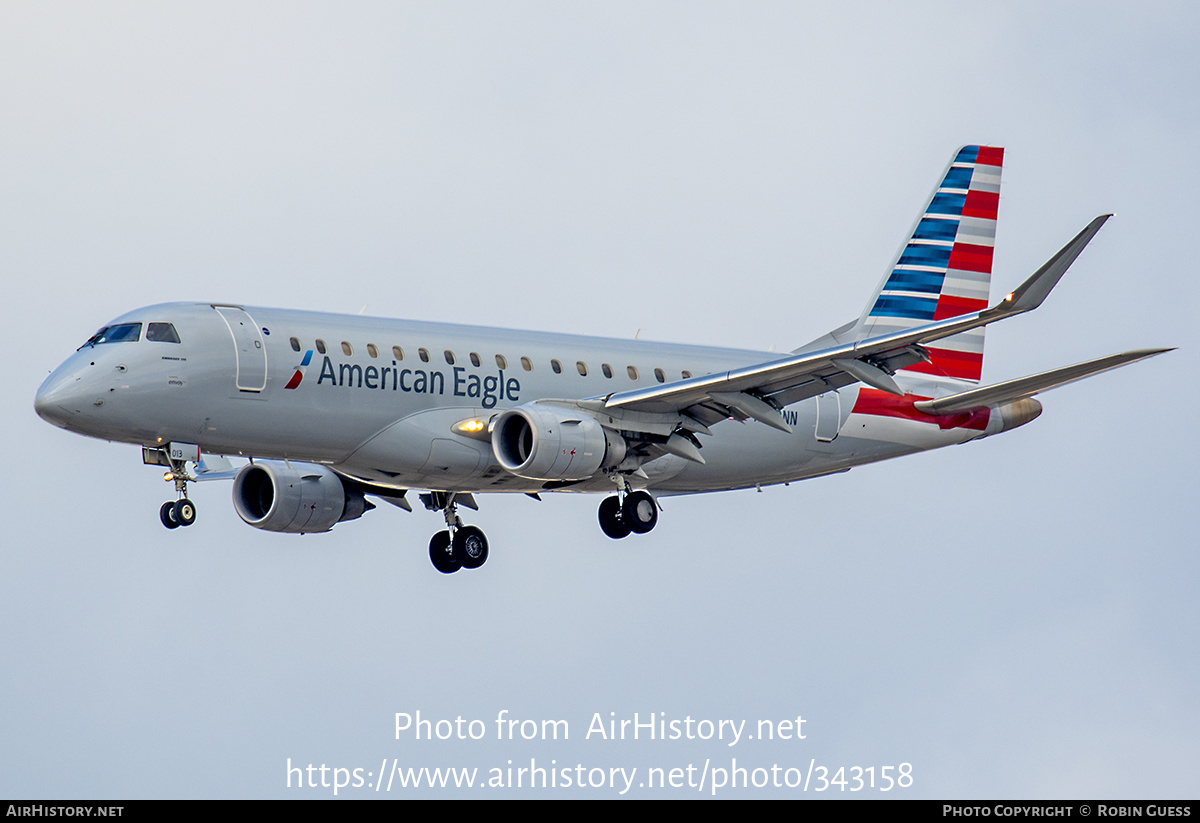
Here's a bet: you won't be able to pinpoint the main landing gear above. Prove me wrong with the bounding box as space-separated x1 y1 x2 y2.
424 492 489 574
597 481 659 540
159 452 197 530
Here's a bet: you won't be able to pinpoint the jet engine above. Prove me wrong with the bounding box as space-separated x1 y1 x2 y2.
491 403 626 481
232 461 370 533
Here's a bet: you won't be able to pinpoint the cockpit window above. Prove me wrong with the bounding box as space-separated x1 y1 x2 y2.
80 323 141 348
146 323 181 343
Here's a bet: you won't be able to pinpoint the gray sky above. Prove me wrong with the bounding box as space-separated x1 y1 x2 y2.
3 1 1197 798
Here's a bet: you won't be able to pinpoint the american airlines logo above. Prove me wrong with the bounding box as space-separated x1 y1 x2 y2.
284 350 313 390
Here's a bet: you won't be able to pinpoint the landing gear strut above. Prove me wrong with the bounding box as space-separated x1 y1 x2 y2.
423 492 489 574
158 452 197 529
598 475 659 539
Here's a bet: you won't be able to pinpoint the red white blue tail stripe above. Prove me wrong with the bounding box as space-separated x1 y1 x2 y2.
859 145 1003 382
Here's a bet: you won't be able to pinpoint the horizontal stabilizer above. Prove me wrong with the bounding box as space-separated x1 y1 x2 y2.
914 348 1172 414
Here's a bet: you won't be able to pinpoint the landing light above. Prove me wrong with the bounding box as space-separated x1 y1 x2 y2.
452 417 492 441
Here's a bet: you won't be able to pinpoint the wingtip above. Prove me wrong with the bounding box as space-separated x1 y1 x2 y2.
995 216 1113 316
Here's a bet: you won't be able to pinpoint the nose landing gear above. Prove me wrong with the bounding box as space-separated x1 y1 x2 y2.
159 498 197 529
172 498 197 526
156 450 197 529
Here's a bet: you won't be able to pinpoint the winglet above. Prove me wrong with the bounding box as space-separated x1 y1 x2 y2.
985 214 1110 319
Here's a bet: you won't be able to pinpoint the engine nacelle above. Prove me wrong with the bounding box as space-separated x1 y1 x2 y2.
232 461 369 533
491 403 625 481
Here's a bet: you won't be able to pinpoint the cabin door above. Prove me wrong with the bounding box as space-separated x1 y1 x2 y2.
213 305 268 392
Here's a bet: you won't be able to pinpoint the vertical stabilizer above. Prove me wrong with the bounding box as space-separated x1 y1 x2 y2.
855 145 1004 383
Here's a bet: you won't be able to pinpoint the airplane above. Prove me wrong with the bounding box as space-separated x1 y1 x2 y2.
34 145 1170 574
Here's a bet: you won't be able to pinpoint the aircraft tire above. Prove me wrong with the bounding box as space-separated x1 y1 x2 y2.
622 491 658 534
173 498 197 527
160 501 180 529
454 526 489 569
429 530 460 574
598 496 631 539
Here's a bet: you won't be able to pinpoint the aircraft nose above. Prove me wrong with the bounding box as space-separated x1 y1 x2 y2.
34 369 85 428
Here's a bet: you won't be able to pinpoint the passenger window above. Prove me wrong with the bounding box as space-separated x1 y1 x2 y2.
601 363 613 378
627 366 638 380
367 343 378 358
289 337 301 352
495 354 508 369
551 359 562 374
341 341 353 356
418 348 430 363
654 368 665 383
444 350 455 365
147 323 181 343
469 352 481 367
576 361 588 376
393 346 404 360
316 339 327 354
520 357 532 371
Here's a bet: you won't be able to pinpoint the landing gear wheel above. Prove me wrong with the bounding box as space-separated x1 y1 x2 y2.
160 501 180 529
429 530 461 574
622 490 658 534
173 498 197 527
453 526 489 569
598 495 631 539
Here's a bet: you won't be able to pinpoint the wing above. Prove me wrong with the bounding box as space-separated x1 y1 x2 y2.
600 215 1114 430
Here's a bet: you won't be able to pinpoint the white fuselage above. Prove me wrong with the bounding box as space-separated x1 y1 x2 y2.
36 302 989 497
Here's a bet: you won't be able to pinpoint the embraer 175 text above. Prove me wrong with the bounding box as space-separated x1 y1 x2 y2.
35 146 1169 574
